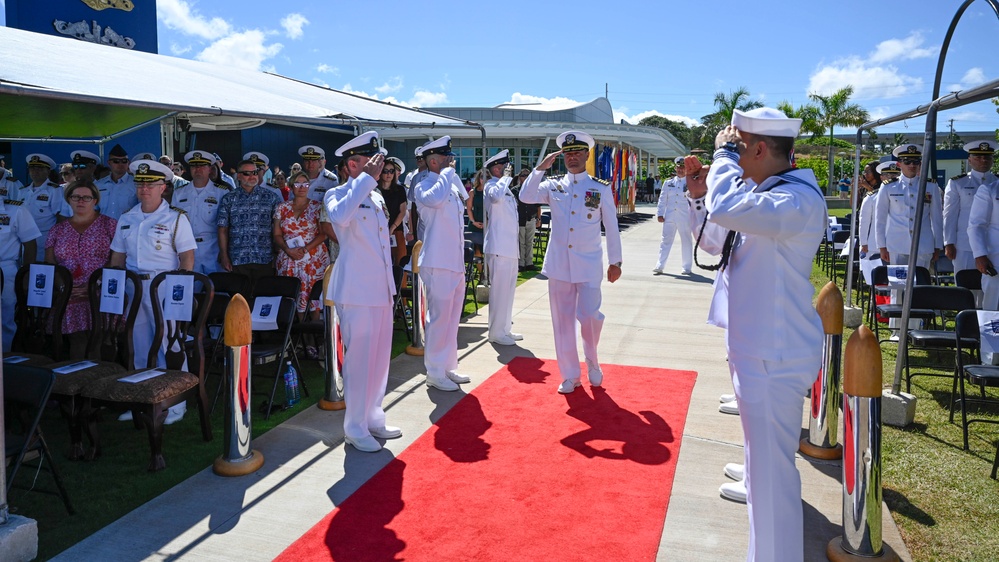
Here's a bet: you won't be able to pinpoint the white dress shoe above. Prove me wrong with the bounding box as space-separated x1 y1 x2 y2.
719 400 739 415
719 393 736 403
652 268 663 274
558 379 581 394
488 336 517 346
586 360 603 387
164 403 187 425
345 435 382 452
719 481 747 503
724 463 744 481
507 332 524 341
369 426 402 439
426 375 459 392
446 371 471 384
680 269 692 275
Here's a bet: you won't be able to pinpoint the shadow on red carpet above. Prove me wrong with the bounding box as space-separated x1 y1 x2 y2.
275 356 697 562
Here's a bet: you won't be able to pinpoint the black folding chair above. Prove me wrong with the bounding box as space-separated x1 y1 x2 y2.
871 265 935 344
953 310 999 462
903 285 977 393
4 364 74 514
250 275 309 419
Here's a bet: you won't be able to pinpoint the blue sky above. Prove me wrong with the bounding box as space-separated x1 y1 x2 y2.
4 0 999 135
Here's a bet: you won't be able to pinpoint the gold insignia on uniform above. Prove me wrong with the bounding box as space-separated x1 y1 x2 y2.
905 145 919 154
566 134 576 144
924 193 932 204
80 0 135 11
981 142 991 152
306 147 316 155
138 163 150 174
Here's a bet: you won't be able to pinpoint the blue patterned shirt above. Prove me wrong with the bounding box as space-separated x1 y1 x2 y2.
217 185 280 266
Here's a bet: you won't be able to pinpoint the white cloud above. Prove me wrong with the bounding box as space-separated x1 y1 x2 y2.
615 109 700 128
158 0 231 40
169 42 192 56
196 30 283 71
375 77 404 94
946 67 987 93
316 63 339 75
280 13 308 39
869 32 936 63
503 92 583 108
410 90 448 107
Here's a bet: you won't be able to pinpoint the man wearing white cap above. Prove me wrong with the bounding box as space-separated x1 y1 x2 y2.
520 130 623 394
874 143 943 269
324 131 399 452
654 156 693 275
0 187 40 351
967 152 999 310
413 136 473 392
18 153 63 261
173 151 231 274
945 140 998 275
482 149 522 345
0 160 23 201
299 145 339 202
244 151 284 201
70 150 100 185
685 107 826 561
93 144 138 220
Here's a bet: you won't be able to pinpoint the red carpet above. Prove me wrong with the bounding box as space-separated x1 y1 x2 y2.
276 357 697 562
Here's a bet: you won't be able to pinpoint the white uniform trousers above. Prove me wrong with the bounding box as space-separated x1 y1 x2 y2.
420 267 464 378
889 253 931 330
655 212 692 272
486 254 518 340
336 303 392 439
519 222 537 267
548 278 603 381
1 261 16 352
729 350 814 562
129 279 187 372
192 238 219 276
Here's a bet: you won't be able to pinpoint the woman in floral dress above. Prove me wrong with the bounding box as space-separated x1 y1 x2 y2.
272 171 329 357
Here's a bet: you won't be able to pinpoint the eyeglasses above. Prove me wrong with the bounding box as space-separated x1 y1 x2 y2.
238 170 258 176
899 158 921 165
109 158 129 164
71 163 91 169
292 182 310 189
69 195 95 202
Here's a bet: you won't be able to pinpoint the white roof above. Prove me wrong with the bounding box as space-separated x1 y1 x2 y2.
0 26 472 139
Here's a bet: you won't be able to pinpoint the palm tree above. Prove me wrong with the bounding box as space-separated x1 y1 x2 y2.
776 101 823 138
700 87 763 144
808 86 869 193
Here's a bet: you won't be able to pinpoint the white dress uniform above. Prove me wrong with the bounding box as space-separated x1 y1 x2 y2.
655 174 692 273
483 172 519 342
857 190 881 284
0 198 41 351
944 170 997 272
0 168 23 201
325 170 395 442
407 168 430 240
306 168 339 203
171 180 229 275
874 174 943 268
967 180 999 309
95 173 138 221
519 168 623 383
691 150 826 562
414 166 467 381
110 200 197 369
18 180 62 262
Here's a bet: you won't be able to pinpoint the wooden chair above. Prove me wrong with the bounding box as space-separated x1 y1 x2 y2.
82 270 214 471
12 263 73 363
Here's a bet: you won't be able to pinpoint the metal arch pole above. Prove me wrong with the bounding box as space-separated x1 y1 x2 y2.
844 129 865 305
891 0 999 394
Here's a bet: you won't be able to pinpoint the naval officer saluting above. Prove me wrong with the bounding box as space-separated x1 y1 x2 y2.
324 131 400 452
413 136 472 392
519 131 623 394
483 149 522 346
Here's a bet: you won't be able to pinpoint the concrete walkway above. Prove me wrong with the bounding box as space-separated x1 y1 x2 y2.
53 203 911 561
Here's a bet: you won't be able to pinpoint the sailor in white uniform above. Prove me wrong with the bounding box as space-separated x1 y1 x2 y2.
944 140 998 273
109 160 196 424
95 144 138 220
18 153 63 261
324 131 399 453
299 145 339 203
483 149 522 345
874 143 943 269
654 156 693 275
244 151 284 201
519 130 623 394
0 196 40 351
857 161 887 283
172 150 230 275
413 136 473 392
686 108 826 562
0 163 23 201
967 164 999 310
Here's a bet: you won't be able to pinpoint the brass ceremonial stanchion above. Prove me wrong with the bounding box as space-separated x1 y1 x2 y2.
318 264 345 411
405 240 425 356
213 294 264 477
801 282 845 460
827 325 898 562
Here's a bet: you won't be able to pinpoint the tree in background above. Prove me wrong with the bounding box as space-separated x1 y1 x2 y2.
638 115 711 152
776 101 823 138
700 87 763 146
808 86 869 193
891 132 908 154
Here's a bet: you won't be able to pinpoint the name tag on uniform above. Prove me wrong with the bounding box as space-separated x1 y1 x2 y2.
360 204 370 209
27 263 55 309
121 224 131 230
99 268 127 315
178 198 189 203
162 274 194 321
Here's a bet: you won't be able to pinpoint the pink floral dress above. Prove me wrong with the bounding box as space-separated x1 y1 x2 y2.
45 214 117 333
274 200 330 312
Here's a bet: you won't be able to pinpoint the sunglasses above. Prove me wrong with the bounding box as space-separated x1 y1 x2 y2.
109 158 129 164
381 169 396 174
899 158 922 165
293 182 310 189
69 195 95 202
71 163 91 169
238 170 258 176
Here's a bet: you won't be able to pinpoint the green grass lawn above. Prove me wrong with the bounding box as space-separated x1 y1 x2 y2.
815 216 999 561
7 256 544 560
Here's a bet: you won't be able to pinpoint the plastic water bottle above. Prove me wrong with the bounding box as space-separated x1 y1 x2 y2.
284 361 300 407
